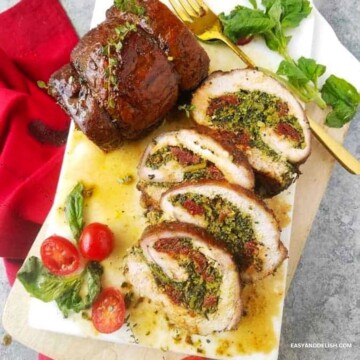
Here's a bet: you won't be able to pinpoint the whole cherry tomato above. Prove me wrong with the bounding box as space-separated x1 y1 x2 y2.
92 288 125 333
40 235 80 276
79 223 114 261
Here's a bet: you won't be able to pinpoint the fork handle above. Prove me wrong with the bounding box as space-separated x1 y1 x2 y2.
214 32 256 69
308 117 360 174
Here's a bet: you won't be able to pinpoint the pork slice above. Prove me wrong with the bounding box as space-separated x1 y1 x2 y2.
137 128 255 207
124 222 242 335
191 69 312 196
160 180 287 282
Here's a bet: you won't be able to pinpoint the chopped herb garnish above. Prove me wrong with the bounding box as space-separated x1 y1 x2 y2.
114 0 146 16
37 80 48 89
178 103 196 118
117 175 134 184
103 22 137 109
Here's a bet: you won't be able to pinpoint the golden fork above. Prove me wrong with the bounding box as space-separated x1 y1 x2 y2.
168 0 360 175
169 0 255 68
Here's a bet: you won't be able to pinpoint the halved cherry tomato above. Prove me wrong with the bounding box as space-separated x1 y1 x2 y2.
92 288 125 334
79 223 114 261
181 356 209 360
40 235 80 276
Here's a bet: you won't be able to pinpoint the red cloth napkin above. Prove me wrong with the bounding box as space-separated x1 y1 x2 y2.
0 0 78 284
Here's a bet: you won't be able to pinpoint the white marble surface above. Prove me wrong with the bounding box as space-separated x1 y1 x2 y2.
0 0 359 359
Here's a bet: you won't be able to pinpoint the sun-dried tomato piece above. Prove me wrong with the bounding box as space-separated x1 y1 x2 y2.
183 199 205 216
275 122 301 142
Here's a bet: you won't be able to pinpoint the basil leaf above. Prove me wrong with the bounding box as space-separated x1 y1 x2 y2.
321 75 360 128
65 182 84 241
219 6 275 43
262 0 290 54
297 57 326 87
249 0 258 9
17 257 80 302
56 261 103 317
262 0 276 12
267 0 282 22
55 279 83 317
325 102 357 128
18 257 103 318
281 0 312 29
277 60 309 87
263 0 312 28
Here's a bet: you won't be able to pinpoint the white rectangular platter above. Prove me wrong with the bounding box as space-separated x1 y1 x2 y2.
26 0 315 359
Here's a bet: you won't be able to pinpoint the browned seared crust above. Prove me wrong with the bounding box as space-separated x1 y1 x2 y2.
71 18 179 139
48 64 123 151
142 221 236 257
107 0 210 90
193 126 254 176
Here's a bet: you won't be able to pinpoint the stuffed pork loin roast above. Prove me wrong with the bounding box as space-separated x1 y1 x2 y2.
124 222 242 335
48 0 210 151
192 69 311 196
160 180 287 283
138 127 254 208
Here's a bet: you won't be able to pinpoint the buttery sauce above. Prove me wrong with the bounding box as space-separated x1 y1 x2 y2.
265 196 292 229
48 110 292 358
127 264 286 358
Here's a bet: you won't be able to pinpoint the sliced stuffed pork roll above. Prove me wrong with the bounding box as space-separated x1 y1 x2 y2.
191 69 311 196
137 127 254 207
160 181 287 282
124 222 242 335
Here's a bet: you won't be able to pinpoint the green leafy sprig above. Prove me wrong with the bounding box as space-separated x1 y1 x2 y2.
17 257 103 318
65 182 85 242
219 0 360 128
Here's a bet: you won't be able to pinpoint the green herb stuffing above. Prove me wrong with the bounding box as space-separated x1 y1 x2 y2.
171 193 262 270
145 146 176 170
17 257 103 318
208 89 305 151
218 0 360 128
178 103 196 118
65 182 84 242
114 0 146 16
145 238 222 317
145 146 224 181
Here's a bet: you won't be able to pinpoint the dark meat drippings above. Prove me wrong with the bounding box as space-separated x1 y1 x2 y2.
28 120 69 146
